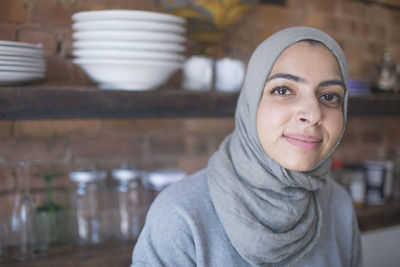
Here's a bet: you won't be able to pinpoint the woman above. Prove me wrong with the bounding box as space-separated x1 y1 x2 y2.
132 26 362 266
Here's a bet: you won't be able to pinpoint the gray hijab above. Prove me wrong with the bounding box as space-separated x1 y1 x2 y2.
207 27 348 266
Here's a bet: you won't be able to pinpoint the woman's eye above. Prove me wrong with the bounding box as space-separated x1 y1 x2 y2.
320 93 342 107
271 87 292 96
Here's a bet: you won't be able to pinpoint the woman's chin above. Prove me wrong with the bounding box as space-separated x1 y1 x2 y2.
277 157 318 172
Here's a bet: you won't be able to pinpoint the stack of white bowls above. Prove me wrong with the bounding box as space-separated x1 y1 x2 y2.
0 40 45 85
71 10 186 91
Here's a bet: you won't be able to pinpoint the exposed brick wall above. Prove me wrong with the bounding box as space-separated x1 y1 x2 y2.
0 0 399 220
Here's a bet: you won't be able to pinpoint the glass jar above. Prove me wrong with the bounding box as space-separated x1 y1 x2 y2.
111 164 145 240
68 166 107 245
141 167 186 209
349 168 365 207
363 160 392 205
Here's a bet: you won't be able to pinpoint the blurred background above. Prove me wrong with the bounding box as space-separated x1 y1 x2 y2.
0 0 399 266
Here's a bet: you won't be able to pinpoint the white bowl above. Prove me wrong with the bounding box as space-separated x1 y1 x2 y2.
73 40 185 52
72 10 185 24
73 49 184 61
72 30 186 43
72 41 185 53
0 70 44 85
73 58 182 91
72 20 185 33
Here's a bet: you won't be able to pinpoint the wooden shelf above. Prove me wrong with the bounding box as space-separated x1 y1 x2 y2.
0 86 239 120
0 86 399 120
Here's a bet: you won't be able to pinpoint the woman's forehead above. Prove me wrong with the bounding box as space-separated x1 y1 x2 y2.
268 41 342 79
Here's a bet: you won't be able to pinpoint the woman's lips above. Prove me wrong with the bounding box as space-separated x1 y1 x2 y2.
283 134 322 150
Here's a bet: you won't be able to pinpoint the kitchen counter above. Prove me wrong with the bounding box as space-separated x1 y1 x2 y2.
2 201 400 266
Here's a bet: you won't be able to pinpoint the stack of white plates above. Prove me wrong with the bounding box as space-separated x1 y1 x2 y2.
0 40 45 85
71 10 187 91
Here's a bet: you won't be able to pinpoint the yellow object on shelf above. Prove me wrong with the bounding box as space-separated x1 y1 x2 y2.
155 0 256 42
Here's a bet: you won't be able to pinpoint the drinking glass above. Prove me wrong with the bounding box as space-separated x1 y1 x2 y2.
34 168 65 251
10 161 37 259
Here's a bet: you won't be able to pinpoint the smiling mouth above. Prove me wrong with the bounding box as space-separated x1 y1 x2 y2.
283 134 322 150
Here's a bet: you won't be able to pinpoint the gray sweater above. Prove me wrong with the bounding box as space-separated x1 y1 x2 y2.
131 169 362 266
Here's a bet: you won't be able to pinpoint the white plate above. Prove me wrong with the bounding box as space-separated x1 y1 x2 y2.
0 46 44 57
0 65 45 73
72 10 185 24
73 30 186 43
0 40 43 50
72 40 185 53
0 55 46 63
73 49 184 61
0 59 46 68
73 20 185 33
0 71 44 85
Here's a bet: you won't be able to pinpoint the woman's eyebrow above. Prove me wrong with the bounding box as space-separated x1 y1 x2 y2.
318 79 346 90
266 73 306 83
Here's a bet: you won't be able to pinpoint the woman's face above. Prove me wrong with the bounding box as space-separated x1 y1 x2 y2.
256 41 345 172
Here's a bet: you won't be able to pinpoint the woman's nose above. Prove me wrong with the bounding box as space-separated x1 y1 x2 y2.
296 96 322 125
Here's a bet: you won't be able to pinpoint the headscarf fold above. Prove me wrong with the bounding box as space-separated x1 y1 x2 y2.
207 27 348 266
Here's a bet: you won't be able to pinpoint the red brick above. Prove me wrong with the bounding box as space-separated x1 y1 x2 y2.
366 42 385 61
77 0 157 11
370 23 388 42
339 130 358 145
366 5 391 25
31 0 78 28
18 28 57 56
177 155 210 175
70 136 146 159
101 119 183 137
182 118 234 135
302 15 324 29
0 138 69 162
0 166 14 191
287 0 305 9
252 5 292 31
45 56 73 84
392 11 400 27
0 23 17 40
137 156 179 171
353 20 371 36
362 130 383 143
149 134 185 155
0 121 13 138
0 0 28 23
0 194 15 224
13 120 101 137
323 17 358 36
183 135 211 155
307 0 340 14
339 0 367 18
385 129 400 145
